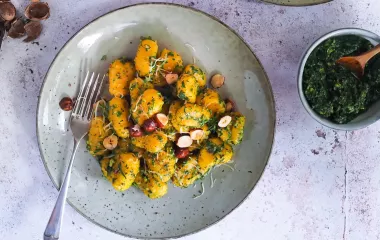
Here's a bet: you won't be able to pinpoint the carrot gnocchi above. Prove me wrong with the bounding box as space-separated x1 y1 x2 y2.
86 36 246 199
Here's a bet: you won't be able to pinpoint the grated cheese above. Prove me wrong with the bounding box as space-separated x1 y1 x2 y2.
193 182 204 199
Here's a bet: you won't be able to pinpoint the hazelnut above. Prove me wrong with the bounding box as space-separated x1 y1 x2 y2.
154 113 169 128
176 135 193 148
225 98 235 112
143 118 157 132
189 129 204 141
175 148 189 159
103 135 118 150
165 73 178 85
59 97 74 111
210 74 225 88
129 125 143 137
218 115 232 128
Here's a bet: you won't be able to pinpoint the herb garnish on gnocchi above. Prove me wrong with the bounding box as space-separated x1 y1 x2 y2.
86 37 246 199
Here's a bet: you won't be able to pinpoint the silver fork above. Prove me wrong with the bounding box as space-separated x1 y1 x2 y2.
43 72 105 240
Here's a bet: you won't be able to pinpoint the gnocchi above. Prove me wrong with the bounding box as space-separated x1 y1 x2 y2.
86 36 246 199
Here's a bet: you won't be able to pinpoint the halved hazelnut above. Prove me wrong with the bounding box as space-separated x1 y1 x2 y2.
59 97 74 111
0 2 16 22
176 135 193 148
165 73 178 85
211 74 225 88
225 98 235 112
129 124 143 137
155 113 169 128
143 118 157 132
175 148 189 159
103 135 118 150
7 18 25 38
189 129 204 141
23 20 42 42
24 1 50 21
218 115 232 128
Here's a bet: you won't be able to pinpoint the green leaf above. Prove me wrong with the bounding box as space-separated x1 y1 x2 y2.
101 55 107 61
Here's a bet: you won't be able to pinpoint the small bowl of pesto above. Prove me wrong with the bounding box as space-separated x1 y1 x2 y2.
298 28 380 130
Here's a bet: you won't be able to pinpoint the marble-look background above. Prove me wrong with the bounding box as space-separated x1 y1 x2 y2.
1 0 380 239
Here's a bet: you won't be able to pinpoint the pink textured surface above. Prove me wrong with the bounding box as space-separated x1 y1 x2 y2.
0 0 379 239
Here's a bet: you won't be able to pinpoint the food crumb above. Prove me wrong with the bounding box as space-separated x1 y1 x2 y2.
316 129 326 139
311 149 319 155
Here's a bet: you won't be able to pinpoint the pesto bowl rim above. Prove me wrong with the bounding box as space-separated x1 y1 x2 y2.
298 28 380 131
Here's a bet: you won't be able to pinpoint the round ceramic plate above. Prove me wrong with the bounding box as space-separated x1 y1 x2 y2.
37 3 275 239
263 0 332 6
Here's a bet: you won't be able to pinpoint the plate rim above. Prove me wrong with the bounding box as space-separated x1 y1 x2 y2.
262 0 332 6
36 2 276 239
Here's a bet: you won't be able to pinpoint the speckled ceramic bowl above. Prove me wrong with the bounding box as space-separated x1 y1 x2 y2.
298 28 380 131
262 0 332 6
37 3 275 239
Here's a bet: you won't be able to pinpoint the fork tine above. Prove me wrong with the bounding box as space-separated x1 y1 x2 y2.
79 72 95 118
84 73 100 120
95 75 106 101
86 74 106 121
72 71 90 115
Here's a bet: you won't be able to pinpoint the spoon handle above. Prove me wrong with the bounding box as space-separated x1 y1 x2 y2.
43 140 80 240
358 44 380 64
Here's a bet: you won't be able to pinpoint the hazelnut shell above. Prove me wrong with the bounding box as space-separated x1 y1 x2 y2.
25 2 50 21
8 18 25 39
0 2 16 22
23 20 42 42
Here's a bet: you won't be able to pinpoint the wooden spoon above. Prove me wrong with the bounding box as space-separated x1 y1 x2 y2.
337 44 380 78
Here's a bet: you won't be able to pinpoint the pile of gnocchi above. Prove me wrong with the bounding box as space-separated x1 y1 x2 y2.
86 37 246 199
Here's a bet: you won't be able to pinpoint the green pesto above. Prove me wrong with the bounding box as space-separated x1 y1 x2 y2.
303 35 380 124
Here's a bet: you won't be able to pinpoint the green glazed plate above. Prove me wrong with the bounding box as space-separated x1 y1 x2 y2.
37 3 275 239
263 0 332 6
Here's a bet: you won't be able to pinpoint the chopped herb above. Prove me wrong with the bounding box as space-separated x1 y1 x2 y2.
116 111 122 117
101 55 107 61
167 51 175 57
173 65 183 73
119 57 128 63
140 36 153 41
206 140 222 154
119 163 127 179
207 116 218 134
178 91 187 100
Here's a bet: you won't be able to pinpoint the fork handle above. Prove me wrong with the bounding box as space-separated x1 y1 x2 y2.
43 139 81 240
